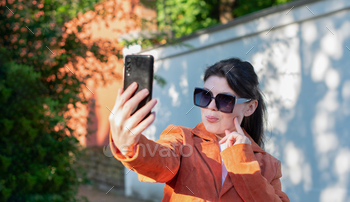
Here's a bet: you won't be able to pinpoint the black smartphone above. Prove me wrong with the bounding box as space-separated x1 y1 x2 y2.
123 54 154 117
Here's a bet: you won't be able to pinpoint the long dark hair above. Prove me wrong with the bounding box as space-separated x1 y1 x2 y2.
204 58 267 148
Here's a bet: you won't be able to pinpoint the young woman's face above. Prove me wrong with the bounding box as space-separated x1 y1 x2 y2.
201 76 256 135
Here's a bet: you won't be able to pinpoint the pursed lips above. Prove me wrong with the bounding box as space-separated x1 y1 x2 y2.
205 115 219 123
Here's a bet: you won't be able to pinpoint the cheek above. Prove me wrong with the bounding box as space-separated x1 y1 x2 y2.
200 108 205 118
232 105 246 118
200 109 207 122
222 108 245 124
221 113 235 124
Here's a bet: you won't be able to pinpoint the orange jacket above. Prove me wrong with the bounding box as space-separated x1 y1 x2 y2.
110 123 290 202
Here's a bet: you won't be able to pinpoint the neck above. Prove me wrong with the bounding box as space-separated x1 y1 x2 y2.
214 133 225 140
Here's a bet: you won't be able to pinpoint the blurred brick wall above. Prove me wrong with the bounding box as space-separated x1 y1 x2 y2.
78 146 125 194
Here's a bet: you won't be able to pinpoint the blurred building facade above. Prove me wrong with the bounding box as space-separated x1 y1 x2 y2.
67 0 157 195
67 0 156 147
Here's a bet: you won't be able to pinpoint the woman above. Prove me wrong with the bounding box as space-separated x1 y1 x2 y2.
109 58 290 201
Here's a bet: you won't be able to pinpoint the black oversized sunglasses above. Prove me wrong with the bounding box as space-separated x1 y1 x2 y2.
193 87 251 113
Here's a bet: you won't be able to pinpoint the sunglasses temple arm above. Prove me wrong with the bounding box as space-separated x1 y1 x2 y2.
236 98 252 104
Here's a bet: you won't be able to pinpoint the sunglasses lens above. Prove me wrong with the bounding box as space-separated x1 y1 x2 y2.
216 94 235 113
194 88 236 113
194 88 211 107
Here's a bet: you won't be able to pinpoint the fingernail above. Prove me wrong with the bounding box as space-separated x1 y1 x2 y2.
132 82 137 88
143 89 149 95
152 99 157 105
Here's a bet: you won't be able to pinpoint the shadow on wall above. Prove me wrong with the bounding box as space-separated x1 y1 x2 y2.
249 10 350 202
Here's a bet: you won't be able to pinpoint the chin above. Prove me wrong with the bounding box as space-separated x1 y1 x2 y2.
203 121 224 134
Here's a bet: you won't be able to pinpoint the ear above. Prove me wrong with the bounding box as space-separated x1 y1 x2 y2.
244 100 258 117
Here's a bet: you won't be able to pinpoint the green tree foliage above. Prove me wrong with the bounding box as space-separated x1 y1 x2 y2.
146 0 293 41
233 0 293 17
0 0 120 201
156 0 220 38
123 0 294 48
0 58 84 201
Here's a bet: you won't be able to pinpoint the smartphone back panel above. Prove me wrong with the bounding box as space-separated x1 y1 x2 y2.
123 55 154 116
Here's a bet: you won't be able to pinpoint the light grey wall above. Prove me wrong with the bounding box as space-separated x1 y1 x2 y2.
125 0 350 201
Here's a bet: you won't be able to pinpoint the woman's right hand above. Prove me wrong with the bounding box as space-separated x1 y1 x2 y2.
109 82 157 156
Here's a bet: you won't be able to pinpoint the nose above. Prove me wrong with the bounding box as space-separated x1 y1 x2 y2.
207 98 218 111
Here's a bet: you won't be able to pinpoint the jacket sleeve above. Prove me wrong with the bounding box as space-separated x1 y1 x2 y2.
221 144 290 202
109 125 184 183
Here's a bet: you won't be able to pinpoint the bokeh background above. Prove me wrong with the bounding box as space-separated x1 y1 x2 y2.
1 0 349 201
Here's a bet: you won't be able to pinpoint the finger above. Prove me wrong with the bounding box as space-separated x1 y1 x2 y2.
229 132 244 139
227 135 236 147
220 131 243 144
118 87 123 96
234 117 244 134
219 135 229 144
110 88 124 115
121 88 150 119
228 132 250 145
219 130 230 144
113 82 138 112
116 88 123 102
132 111 156 137
129 98 157 128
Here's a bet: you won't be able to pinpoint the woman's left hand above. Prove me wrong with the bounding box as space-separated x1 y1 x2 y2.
219 117 251 147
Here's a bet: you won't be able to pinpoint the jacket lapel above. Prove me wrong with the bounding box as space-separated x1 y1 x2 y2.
191 123 266 198
218 129 266 197
220 173 233 196
191 123 222 197
190 122 214 142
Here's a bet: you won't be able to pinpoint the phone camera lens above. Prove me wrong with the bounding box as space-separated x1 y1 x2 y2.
127 58 131 62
